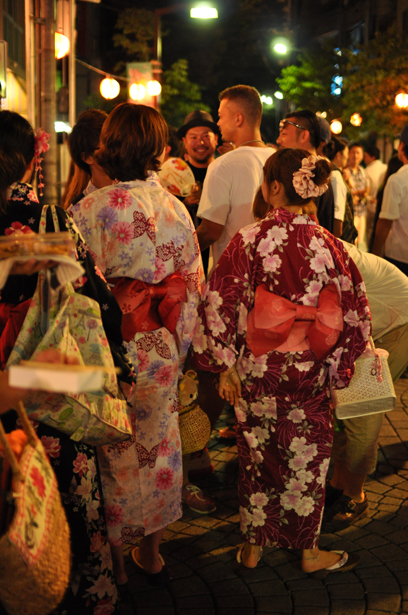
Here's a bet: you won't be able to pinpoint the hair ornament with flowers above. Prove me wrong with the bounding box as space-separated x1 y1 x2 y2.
34 128 50 196
292 155 328 200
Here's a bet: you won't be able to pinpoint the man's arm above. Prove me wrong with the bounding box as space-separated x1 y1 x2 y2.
196 218 224 251
371 218 393 256
333 219 343 238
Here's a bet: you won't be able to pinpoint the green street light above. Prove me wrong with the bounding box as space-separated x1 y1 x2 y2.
271 37 291 56
274 91 284 100
274 43 287 54
191 5 218 18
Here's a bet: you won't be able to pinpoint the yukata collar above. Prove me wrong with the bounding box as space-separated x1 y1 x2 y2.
7 182 39 204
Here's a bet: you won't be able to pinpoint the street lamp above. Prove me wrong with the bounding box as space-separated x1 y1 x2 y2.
191 5 218 18
395 91 408 109
350 113 362 127
330 119 343 135
274 91 284 100
271 37 291 56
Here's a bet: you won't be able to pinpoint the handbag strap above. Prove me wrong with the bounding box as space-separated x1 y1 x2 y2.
39 204 60 234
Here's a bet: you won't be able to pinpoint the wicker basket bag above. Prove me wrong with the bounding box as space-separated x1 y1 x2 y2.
178 371 211 455
0 403 71 615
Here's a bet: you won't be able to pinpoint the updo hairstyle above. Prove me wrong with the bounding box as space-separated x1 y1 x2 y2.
262 148 331 207
96 103 168 181
0 111 35 214
323 136 348 162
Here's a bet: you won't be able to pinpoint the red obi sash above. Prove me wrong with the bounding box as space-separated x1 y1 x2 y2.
246 284 343 360
0 301 31 369
110 273 187 342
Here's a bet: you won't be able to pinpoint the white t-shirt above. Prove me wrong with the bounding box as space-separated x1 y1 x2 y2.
331 169 347 221
341 240 408 339
365 159 387 199
198 146 275 275
379 164 408 264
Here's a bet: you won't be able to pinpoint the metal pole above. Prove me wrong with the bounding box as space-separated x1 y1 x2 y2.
40 0 58 205
25 0 35 124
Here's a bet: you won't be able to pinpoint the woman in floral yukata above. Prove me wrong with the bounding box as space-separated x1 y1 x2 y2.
0 110 132 614
192 148 371 574
71 103 202 587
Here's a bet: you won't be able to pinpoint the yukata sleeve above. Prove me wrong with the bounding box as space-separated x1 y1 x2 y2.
191 229 255 373
326 250 372 390
174 218 204 373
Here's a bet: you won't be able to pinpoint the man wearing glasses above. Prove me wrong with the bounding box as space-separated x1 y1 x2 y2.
277 110 335 234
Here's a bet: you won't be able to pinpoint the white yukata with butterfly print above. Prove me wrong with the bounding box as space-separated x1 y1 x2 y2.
70 173 203 545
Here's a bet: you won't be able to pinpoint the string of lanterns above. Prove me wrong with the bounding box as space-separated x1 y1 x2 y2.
100 77 161 101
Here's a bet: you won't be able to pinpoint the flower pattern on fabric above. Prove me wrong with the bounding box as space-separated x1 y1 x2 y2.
192 208 371 549
72 173 202 545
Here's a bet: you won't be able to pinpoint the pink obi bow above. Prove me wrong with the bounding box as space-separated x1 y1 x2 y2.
246 284 343 359
110 273 187 342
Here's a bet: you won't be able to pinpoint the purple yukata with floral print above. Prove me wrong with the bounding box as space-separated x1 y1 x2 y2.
192 209 371 549
71 173 202 545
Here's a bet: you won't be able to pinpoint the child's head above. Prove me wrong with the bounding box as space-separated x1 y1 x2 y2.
0 111 36 212
262 148 331 209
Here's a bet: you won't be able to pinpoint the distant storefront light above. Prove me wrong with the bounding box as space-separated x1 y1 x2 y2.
350 113 363 127
100 78 120 100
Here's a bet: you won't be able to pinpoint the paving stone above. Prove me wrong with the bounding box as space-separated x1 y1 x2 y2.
366 482 392 494
356 533 389 549
363 575 400 593
175 595 214 609
367 491 386 503
255 595 292 613
136 608 175 615
371 543 408 562
386 558 408 571
330 599 365 615
197 562 237 582
167 563 194 580
285 578 325 590
215 594 255 608
239 565 280 583
135 588 174 607
328 583 365 599
352 549 382 567
377 504 401 513
292 609 328 615
366 592 401 612
188 515 221 529
273 563 306 581
208 578 250 596
248 579 289 596
292 590 329 606
386 529 408 544
389 478 408 490
364 520 397 537
323 570 361 585
381 496 405 506
169 576 209 597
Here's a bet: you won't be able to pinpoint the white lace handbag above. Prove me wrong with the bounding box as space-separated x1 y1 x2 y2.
331 338 396 420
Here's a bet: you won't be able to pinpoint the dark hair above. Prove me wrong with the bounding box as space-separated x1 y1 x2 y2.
285 110 321 149
96 103 168 181
68 109 107 174
219 85 262 127
364 144 380 160
167 126 181 158
349 141 364 152
252 187 269 220
323 136 348 161
61 160 90 210
0 110 36 214
263 148 331 206
384 154 403 185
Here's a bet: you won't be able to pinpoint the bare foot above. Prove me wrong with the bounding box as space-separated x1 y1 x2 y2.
301 550 342 573
238 544 262 568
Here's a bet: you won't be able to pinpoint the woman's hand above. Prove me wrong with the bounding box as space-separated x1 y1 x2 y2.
219 365 241 407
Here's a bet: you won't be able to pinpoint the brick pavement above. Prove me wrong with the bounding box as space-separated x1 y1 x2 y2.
121 377 408 615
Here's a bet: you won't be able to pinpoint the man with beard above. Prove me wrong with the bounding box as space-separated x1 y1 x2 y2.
177 110 219 228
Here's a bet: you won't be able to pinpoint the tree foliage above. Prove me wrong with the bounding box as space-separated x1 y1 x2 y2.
276 39 343 117
113 8 155 62
341 28 408 136
161 59 211 127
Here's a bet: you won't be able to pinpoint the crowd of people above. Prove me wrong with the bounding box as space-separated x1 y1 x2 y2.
1 84 408 614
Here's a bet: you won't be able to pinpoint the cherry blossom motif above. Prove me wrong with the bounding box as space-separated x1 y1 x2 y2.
294 361 314 372
155 467 174 489
112 221 133 244
237 303 248 335
243 430 259 449
153 257 167 282
240 506 254 531
257 235 276 258
288 407 306 423
316 458 330 485
263 253 282 273
281 489 302 511
75 476 93 500
249 492 269 507
250 354 268 379
235 405 247 423
344 309 360 327
240 223 260 246
88 572 116 599
359 319 371 340
108 188 132 210
338 274 352 291
30 466 46 498
34 127 50 196
252 507 267 527
40 435 61 458
105 505 125 527
294 495 315 516
205 305 226 337
296 469 314 484
204 288 223 309
192 320 208 354
251 426 270 444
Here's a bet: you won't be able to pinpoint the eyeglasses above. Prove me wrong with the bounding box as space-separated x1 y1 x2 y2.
279 119 307 132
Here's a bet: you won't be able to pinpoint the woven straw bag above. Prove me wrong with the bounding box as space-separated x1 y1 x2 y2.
331 337 396 420
179 405 211 455
0 403 71 615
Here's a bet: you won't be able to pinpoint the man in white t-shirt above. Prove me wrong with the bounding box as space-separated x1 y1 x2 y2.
196 85 275 276
323 242 408 531
372 125 408 275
